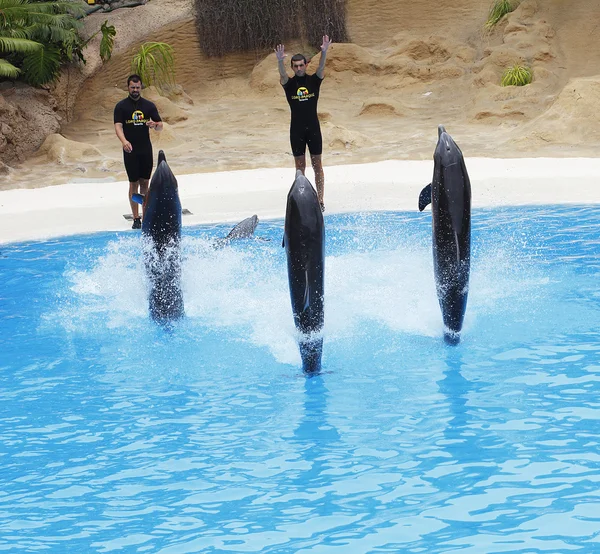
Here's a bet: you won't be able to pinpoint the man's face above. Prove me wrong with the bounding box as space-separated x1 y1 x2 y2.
292 60 306 77
128 80 142 99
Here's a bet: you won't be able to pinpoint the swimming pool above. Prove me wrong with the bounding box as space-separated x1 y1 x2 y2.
1 206 599 552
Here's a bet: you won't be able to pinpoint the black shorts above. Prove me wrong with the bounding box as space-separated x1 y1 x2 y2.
290 123 322 157
123 147 153 182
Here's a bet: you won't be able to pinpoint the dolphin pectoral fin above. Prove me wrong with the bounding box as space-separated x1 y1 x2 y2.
132 193 145 205
418 184 432 211
282 236 285 248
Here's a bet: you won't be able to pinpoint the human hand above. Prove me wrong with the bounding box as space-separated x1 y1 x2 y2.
321 35 332 52
122 141 132 153
147 119 158 129
275 44 286 61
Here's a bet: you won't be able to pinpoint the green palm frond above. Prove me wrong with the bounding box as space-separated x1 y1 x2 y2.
21 44 60 84
0 0 85 21
0 35 41 52
0 27 28 38
0 56 20 77
0 0 112 85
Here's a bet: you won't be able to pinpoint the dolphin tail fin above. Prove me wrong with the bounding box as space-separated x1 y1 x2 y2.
158 150 167 164
418 183 432 212
132 193 145 205
299 336 323 375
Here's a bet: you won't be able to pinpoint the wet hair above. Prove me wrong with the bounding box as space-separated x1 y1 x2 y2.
127 74 142 86
290 54 307 67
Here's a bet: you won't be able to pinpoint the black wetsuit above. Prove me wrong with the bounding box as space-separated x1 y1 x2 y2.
113 96 161 182
283 74 323 157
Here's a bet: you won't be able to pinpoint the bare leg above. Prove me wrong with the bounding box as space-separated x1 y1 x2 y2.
311 154 325 209
294 155 306 175
139 178 149 218
129 181 140 219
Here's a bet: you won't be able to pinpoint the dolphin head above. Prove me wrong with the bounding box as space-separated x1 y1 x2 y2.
247 214 259 234
435 125 463 167
142 150 182 238
149 152 178 197
290 170 316 199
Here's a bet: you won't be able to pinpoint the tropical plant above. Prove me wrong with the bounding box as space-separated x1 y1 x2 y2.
485 0 518 29
501 64 532 86
85 19 116 63
0 0 86 84
99 20 116 63
0 36 42 78
131 42 175 89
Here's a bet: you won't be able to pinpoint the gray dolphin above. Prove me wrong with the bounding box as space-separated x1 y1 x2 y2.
212 215 260 248
419 125 471 345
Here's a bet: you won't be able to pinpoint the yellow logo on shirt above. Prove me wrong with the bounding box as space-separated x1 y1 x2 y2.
126 110 147 125
292 87 315 101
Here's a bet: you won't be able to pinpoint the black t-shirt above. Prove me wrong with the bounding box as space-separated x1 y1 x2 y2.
283 74 323 127
113 96 161 149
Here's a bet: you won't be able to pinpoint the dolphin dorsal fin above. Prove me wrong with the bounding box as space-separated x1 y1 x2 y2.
418 183 432 212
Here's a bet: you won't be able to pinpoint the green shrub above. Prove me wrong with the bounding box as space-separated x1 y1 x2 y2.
485 0 518 28
0 0 86 85
501 64 532 86
1 0 117 85
131 42 175 89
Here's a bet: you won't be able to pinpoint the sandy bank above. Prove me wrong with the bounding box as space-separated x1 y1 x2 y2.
1 157 598 245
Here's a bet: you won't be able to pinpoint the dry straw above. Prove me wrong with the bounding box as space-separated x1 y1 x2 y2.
194 0 349 57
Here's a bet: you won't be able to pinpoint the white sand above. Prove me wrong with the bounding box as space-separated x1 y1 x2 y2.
1 157 599 245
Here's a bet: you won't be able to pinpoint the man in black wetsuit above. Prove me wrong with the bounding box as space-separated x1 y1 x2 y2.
276 36 332 212
114 74 163 229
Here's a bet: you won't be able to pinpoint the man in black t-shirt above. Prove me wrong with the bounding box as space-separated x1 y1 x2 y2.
114 74 163 229
276 36 332 212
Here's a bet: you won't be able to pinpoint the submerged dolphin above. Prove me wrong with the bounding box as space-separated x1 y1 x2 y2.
419 125 471 345
283 170 325 374
212 215 260 248
142 150 184 325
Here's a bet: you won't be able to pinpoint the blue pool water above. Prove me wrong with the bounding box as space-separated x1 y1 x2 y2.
1 206 599 552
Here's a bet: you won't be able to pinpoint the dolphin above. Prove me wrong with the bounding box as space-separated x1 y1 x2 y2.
212 215 260 248
419 125 471 345
283 170 325 374
142 150 184 325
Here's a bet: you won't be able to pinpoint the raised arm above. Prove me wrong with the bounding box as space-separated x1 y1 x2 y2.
316 35 332 79
275 44 289 85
